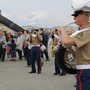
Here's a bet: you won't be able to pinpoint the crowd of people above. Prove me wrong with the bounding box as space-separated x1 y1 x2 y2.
0 28 67 75
1 6 90 90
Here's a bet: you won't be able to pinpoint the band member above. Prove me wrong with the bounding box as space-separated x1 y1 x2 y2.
29 29 42 74
58 6 90 90
51 29 66 76
51 29 61 75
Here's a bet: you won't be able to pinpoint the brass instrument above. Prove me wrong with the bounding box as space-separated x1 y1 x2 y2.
64 22 77 69
57 22 78 74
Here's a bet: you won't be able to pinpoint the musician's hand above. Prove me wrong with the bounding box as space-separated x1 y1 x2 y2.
58 26 66 32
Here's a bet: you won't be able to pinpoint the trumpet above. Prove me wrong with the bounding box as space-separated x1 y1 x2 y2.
65 22 76 27
57 22 78 37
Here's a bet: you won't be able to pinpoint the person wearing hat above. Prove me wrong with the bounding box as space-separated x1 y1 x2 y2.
58 6 90 90
29 29 43 74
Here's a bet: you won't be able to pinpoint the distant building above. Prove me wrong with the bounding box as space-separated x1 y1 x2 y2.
0 23 53 34
0 23 15 33
0 23 40 33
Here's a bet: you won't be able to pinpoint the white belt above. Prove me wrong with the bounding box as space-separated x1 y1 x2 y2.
76 65 90 70
32 45 40 47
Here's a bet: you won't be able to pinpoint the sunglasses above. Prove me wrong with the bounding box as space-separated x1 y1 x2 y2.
74 14 79 17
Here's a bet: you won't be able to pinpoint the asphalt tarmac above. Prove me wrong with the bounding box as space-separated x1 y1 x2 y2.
0 58 76 90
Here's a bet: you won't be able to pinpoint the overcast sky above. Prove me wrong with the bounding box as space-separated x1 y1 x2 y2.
0 0 75 28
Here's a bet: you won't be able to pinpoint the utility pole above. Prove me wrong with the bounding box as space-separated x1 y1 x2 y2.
36 18 38 27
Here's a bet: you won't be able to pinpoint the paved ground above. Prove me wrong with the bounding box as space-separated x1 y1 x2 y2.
0 57 76 90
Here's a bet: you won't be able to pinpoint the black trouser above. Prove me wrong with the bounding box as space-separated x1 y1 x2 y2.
43 50 49 59
0 48 6 61
56 45 66 74
30 47 41 72
17 49 22 60
26 49 31 66
23 47 28 59
54 52 61 74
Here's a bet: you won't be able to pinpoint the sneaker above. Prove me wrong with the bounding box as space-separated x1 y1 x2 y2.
53 73 59 75
59 73 66 76
37 71 41 74
29 71 36 74
46 58 50 61
19 59 22 61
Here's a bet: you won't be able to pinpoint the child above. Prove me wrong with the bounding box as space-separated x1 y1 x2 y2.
10 40 16 61
6 43 11 60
